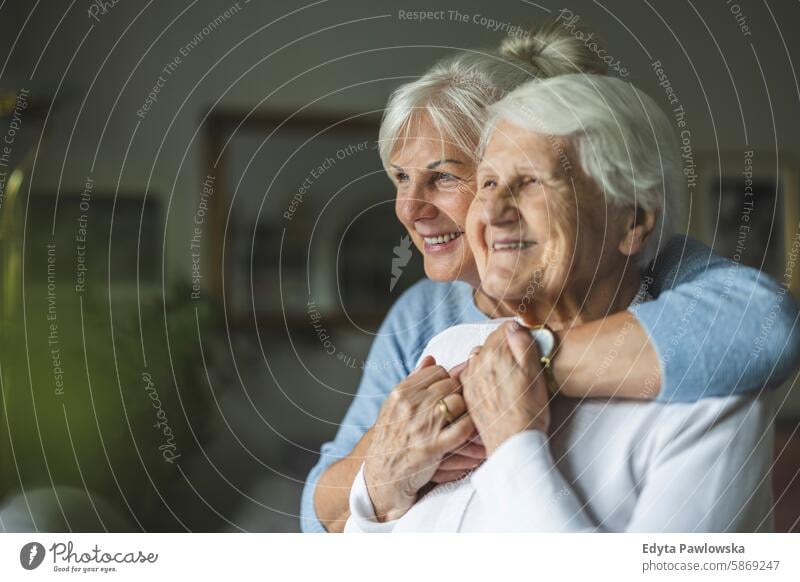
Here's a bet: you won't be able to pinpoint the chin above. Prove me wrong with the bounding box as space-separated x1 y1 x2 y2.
424 258 478 284
424 268 453 282
422 257 453 280
480 275 529 304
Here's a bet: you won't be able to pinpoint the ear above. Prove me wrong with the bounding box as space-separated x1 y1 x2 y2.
618 205 657 258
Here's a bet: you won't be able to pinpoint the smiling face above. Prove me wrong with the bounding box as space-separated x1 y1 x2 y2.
390 116 479 286
468 120 621 313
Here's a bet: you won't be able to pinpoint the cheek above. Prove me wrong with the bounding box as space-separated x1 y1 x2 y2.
465 207 484 264
437 195 469 227
532 197 576 279
393 193 408 224
441 182 476 225
573 199 609 265
393 197 425 252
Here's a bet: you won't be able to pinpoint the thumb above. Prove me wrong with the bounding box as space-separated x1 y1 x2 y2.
504 321 539 369
448 360 469 382
415 354 436 371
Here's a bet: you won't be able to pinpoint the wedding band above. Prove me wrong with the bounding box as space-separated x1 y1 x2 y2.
437 398 455 423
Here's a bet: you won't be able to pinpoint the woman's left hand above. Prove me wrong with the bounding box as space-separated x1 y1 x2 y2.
460 321 551 455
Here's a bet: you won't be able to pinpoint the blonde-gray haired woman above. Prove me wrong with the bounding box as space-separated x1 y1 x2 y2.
301 23 800 532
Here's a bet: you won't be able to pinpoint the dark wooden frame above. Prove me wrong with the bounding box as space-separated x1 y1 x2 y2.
203 108 383 328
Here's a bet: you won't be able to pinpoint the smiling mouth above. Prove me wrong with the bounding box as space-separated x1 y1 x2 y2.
423 231 463 246
491 240 536 251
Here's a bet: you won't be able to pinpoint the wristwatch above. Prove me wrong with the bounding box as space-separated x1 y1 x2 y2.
527 324 560 396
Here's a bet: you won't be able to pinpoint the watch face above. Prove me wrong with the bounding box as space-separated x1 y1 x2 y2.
529 326 555 358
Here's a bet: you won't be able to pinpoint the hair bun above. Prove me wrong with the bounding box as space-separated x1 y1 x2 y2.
499 21 609 77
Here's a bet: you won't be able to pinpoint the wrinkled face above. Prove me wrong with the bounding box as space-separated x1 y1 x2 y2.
390 116 479 285
468 120 616 306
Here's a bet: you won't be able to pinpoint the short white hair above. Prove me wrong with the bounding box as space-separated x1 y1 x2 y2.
378 23 609 172
482 74 679 265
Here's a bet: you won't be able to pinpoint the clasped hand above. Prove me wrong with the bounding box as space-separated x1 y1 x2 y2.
364 321 550 522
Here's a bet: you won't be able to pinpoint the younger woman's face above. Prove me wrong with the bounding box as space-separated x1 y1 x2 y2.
390 117 480 286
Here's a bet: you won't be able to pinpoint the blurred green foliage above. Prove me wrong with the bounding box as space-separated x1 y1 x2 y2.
1 202 218 531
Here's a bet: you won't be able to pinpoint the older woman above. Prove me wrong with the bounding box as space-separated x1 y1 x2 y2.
344 74 775 532
302 25 799 532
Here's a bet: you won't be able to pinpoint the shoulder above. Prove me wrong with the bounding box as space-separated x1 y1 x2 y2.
376 278 481 365
646 235 717 294
383 278 478 331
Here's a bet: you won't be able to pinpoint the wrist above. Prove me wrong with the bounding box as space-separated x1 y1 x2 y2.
363 464 415 522
550 329 576 397
482 412 548 456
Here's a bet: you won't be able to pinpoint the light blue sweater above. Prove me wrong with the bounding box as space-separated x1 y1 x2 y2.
300 235 800 532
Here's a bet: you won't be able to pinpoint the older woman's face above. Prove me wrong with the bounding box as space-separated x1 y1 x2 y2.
390 117 479 286
468 120 614 305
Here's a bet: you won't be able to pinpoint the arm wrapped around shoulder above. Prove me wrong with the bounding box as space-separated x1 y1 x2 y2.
632 235 800 401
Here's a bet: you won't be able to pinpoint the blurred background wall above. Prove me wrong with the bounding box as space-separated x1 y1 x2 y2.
0 0 798 531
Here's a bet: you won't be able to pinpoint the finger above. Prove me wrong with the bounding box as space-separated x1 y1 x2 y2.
484 322 511 351
433 392 467 425
447 441 486 459
435 412 476 453
457 360 472 385
438 453 483 472
471 325 508 372
479 324 521 376
415 354 436 371
427 377 461 399
431 469 469 484
448 360 469 383
403 364 450 392
505 321 540 369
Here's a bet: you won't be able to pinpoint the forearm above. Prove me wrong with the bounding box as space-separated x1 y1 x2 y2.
314 429 373 533
554 311 661 399
636 235 800 400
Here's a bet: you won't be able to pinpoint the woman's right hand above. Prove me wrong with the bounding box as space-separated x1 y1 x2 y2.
364 356 477 522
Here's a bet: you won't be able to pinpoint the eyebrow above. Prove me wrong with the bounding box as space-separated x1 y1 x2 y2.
390 159 465 171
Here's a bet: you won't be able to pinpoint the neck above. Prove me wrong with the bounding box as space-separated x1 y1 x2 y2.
475 266 643 331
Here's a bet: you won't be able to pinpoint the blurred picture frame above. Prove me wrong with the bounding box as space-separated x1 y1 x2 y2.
204 110 424 329
687 152 800 298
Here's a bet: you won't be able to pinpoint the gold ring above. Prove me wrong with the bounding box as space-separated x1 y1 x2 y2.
468 346 482 360
437 398 455 423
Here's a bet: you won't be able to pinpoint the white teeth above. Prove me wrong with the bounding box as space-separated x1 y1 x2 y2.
493 241 533 250
423 232 462 245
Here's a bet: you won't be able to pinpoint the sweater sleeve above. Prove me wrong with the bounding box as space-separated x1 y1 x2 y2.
470 394 773 532
299 284 425 532
631 235 800 402
342 464 399 533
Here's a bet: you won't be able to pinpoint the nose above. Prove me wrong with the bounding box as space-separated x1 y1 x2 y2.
476 183 520 226
396 181 437 224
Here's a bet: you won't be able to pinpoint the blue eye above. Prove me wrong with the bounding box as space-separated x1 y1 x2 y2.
435 172 458 183
395 172 409 183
